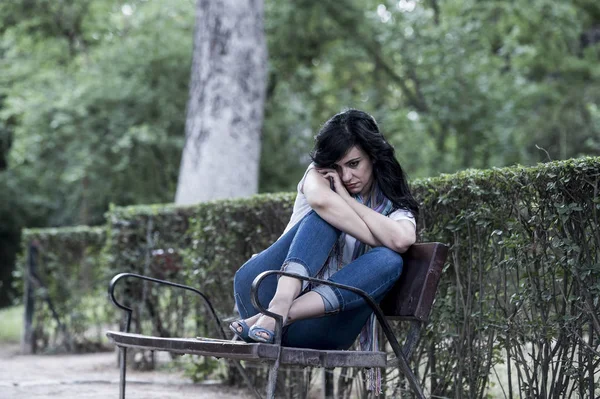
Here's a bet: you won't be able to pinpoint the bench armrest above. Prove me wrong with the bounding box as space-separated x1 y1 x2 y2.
251 271 395 347
250 270 425 398
108 273 226 339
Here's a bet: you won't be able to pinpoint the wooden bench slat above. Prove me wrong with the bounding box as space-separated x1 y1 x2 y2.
107 331 262 360
107 331 387 368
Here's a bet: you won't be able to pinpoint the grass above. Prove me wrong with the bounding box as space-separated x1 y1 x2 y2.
0 305 23 343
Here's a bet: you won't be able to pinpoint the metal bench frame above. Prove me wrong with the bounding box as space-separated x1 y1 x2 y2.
107 242 448 399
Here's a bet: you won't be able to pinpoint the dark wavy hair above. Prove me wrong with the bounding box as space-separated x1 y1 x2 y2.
310 109 419 221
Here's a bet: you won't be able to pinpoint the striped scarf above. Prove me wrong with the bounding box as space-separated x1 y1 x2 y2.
313 183 393 394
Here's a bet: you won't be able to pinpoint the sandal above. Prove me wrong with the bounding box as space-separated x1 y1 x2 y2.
248 325 275 344
229 320 253 343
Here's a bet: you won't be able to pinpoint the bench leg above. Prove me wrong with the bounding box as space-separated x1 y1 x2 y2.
119 346 127 399
322 368 334 398
266 361 278 399
402 321 422 359
265 342 285 399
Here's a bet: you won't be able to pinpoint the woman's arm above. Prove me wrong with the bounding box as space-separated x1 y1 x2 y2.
344 200 416 253
317 169 416 253
303 169 382 247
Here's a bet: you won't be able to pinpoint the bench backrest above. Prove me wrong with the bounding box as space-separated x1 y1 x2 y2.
380 242 448 322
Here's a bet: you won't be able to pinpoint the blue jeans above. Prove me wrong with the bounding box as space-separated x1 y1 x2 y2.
233 211 403 350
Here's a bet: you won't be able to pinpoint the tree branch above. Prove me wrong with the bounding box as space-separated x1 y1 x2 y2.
321 0 429 113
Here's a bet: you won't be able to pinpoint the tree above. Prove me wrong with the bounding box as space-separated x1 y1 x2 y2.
0 0 194 305
175 0 267 205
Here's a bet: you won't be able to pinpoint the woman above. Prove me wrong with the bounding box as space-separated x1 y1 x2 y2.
231 109 418 350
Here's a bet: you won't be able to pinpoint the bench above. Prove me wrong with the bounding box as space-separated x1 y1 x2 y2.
106 242 449 399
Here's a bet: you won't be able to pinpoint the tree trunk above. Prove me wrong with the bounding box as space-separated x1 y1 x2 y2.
175 0 267 205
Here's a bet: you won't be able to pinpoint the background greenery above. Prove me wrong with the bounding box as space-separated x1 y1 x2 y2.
0 305 23 343
17 226 108 352
1 1 599 299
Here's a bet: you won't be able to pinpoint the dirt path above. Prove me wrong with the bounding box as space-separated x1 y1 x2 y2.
0 344 251 399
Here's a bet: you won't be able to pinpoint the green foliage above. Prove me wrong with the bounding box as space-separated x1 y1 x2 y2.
0 0 192 227
409 157 600 398
16 226 108 353
2 0 598 228
104 192 294 322
0 305 23 343
262 0 600 187
0 0 194 306
183 356 223 384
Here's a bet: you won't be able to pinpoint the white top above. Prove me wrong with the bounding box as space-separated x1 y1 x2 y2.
281 164 416 265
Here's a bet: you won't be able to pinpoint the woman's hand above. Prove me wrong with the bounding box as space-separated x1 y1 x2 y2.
315 168 352 200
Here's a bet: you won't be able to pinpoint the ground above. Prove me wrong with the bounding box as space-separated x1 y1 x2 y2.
0 343 251 399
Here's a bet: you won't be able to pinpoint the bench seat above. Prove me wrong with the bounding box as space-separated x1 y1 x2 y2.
106 331 387 368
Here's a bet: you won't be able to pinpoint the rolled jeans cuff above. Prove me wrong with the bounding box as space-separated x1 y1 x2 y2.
312 285 340 313
281 261 309 291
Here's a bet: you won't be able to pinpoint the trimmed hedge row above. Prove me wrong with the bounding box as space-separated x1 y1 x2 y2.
17 226 109 353
17 157 600 397
412 157 600 398
103 194 294 368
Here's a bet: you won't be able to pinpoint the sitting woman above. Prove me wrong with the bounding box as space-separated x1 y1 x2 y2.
231 109 418 350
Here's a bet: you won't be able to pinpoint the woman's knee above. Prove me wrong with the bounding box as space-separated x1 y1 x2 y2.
233 268 245 293
234 257 258 291
371 247 404 279
302 211 340 234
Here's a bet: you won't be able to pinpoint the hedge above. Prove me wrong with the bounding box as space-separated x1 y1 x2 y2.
17 157 600 397
412 157 600 398
17 226 108 353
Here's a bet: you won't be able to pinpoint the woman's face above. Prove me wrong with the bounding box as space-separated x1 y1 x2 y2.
333 146 374 197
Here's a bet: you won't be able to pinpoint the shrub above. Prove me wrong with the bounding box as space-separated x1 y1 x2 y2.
16 226 108 353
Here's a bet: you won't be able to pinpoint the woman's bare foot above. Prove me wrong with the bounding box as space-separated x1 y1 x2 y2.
231 313 261 335
231 301 291 340
251 300 292 341
245 275 302 342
